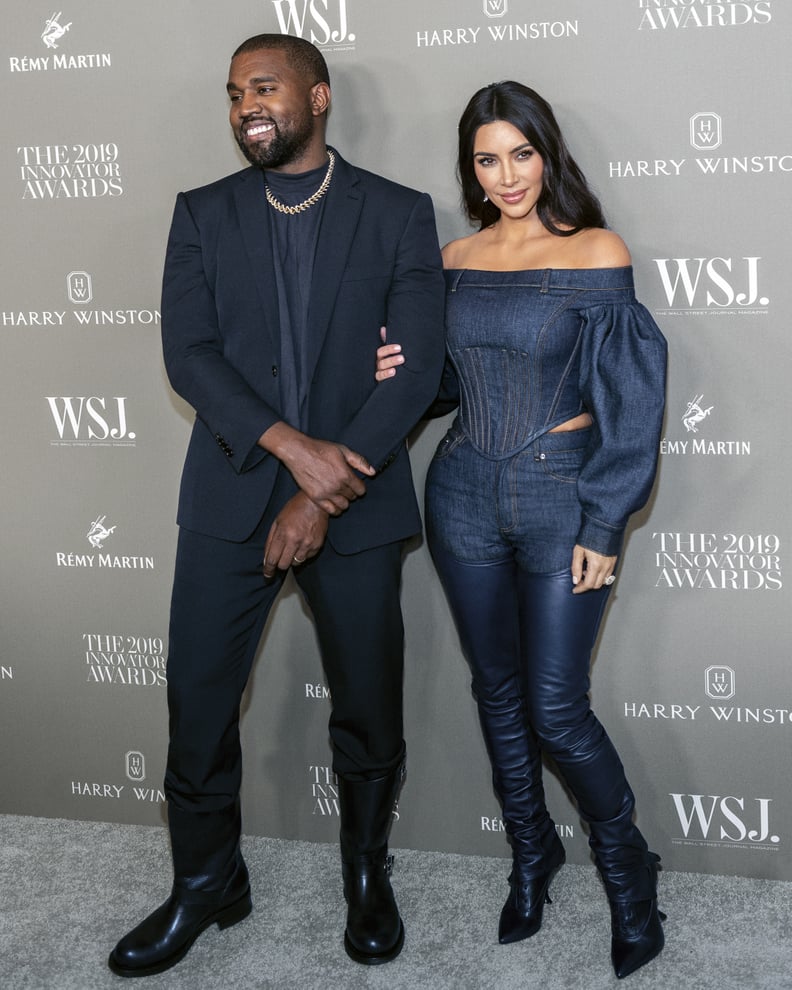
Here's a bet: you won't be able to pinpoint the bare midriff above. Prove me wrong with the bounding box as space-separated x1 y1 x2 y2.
549 412 593 433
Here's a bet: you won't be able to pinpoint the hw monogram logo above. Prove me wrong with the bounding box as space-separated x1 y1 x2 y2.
67 270 92 304
690 112 722 151
483 0 508 17
125 751 145 782
705 666 735 701
271 0 354 45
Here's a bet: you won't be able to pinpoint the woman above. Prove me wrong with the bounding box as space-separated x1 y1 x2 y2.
376 82 667 979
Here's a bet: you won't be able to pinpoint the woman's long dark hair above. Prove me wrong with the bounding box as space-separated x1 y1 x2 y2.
458 81 606 235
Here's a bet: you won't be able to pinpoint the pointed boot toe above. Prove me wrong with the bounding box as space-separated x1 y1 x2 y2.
610 899 665 979
498 872 554 944
498 839 565 945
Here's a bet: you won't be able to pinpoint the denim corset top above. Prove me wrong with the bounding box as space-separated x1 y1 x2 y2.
443 266 652 459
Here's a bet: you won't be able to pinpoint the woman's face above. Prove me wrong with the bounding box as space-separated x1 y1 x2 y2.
472 119 544 221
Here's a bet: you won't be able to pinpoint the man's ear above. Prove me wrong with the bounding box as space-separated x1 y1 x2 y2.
311 82 331 116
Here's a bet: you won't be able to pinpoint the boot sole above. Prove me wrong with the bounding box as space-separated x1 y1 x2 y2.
108 889 252 978
344 919 405 966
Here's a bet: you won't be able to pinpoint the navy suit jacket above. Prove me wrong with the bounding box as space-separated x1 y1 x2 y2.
161 152 446 553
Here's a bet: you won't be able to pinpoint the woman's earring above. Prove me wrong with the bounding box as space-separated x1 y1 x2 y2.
483 194 489 202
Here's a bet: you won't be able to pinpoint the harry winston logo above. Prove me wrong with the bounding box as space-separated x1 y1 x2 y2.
705 666 735 701
125 751 145 782
690 112 722 151
67 271 92 304
483 0 508 16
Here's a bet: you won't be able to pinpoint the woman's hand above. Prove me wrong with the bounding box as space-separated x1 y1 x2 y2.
571 544 617 594
375 326 405 381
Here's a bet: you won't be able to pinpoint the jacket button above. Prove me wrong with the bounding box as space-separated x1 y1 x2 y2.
271 365 279 377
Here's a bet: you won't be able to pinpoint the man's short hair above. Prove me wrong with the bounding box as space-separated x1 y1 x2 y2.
232 34 330 87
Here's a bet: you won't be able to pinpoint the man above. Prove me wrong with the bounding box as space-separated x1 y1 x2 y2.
108 33 445 977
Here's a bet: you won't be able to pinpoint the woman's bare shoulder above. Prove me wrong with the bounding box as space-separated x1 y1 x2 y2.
441 232 483 269
575 228 632 268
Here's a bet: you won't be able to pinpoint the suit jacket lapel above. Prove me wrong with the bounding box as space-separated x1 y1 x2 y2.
304 153 363 386
233 168 280 351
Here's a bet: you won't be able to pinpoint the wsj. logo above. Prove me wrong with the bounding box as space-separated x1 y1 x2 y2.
271 0 355 45
46 396 136 443
690 112 722 151
653 257 768 310
705 666 735 701
67 270 92 304
483 0 508 17
671 794 779 844
41 13 72 49
125 751 145 782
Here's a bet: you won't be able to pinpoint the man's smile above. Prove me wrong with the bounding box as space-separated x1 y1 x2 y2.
244 122 275 139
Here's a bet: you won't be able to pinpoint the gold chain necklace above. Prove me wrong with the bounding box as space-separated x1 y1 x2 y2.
265 149 336 215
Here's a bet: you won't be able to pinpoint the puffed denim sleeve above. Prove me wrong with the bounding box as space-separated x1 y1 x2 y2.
576 302 667 556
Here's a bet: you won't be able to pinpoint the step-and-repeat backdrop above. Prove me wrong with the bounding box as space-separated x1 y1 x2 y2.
2 1 790 881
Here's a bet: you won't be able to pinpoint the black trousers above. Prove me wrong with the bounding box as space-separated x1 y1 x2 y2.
163 472 407 815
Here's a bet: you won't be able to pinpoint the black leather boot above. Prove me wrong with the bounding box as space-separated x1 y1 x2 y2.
588 797 665 980
338 758 405 965
425 548 566 943
609 883 666 980
108 802 251 977
474 687 565 944
498 828 566 944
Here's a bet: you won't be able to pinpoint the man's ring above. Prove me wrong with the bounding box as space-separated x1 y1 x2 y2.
293 555 305 564
604 575 616 586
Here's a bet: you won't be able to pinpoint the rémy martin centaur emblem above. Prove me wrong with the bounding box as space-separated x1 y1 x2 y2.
41 12 72 49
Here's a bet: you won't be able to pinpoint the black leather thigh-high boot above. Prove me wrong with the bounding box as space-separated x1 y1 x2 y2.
475 693 566 944
428 545 567 945
586 794 665 980
516 569 665 979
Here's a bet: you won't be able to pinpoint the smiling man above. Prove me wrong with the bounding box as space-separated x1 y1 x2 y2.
107 33 445 977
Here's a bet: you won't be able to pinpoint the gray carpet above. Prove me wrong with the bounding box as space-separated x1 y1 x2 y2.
1 815 791 990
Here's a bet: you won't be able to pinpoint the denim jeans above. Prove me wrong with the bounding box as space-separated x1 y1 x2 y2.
426 425 593 573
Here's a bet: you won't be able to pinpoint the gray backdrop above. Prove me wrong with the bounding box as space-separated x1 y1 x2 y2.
2 0 790 881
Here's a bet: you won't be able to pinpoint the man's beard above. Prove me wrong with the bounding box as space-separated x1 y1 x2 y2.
237 113 315 170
